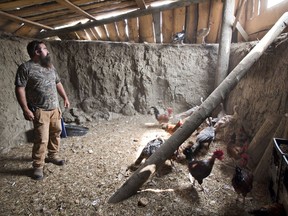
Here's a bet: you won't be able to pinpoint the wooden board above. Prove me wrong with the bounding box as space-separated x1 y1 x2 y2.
207 0 223 43
85 28 97 40
152 11 161 43
116 20 128 42
106 23 118 41
196 1 210 44
138 14 154 43
173 6 185 34
184 4 197 43
162 9 173 43
127 17 139 43
95 25 108 41
75 29 90 40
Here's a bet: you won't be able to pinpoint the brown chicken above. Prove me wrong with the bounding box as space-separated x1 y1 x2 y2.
162 120 183 135
232 165 253 204
151 106 173 124
183 147 224 190
248 203 286 216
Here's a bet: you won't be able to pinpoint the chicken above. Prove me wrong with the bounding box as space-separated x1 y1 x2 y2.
197 22 212 44
231 165 253 204
183 148 224 190
172 30 185 43
248 203 286 216
129 137 177 171
190 118 215 157
162 120 183 135
150 106 173 124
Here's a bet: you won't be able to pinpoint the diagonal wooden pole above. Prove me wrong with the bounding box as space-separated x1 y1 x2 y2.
108 12 288 204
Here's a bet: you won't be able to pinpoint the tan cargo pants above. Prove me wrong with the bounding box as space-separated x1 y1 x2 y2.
32 108 62 168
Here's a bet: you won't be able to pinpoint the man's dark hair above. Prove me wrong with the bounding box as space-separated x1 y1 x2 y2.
27 40 44 58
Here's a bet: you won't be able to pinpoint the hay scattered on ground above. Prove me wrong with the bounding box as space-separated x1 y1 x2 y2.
0 115 271 215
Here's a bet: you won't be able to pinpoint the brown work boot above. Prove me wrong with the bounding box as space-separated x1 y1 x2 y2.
33 167 44 180
46 155 65 166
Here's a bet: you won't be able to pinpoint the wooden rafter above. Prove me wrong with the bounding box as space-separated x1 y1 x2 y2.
55 0 97 21
0 10 53 30
37 0 208 38
135 0 147 9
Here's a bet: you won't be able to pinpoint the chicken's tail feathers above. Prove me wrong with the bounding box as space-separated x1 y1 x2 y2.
150 106 160 118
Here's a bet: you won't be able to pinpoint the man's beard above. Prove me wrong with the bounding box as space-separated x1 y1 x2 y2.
39 54 52 68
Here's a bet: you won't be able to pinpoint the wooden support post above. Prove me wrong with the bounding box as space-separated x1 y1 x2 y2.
108 12 288 204
214 0 235 88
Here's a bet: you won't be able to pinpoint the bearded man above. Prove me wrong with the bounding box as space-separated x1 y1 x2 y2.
15 40 70 180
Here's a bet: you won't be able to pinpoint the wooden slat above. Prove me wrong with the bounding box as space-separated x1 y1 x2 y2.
162 9 173 43
14 25 35 37
75 29 90 40
37 0 209 38
207 0 223 43
90 27 100 39
55 0 97 20
95 25 108 40
138 14 154 43
127 17 139 42
58 32 79 40
0 0 50 10
135 0 146 9
152 11 161 43
196 1 210 44
116 20 128 42
105 23 118 41
0 10 53 30
173 7 185 34
1 21 24 34
85 28 97 40
184 4 197 43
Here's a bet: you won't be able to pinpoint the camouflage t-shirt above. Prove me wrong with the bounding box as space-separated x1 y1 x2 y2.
15 60 60 110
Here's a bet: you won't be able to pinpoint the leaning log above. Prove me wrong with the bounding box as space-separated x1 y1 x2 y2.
108 12 288 204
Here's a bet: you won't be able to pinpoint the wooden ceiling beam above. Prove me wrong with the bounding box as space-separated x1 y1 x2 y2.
37 0 208 38
55 0 97 21
135 0 147 9
0 10 53 30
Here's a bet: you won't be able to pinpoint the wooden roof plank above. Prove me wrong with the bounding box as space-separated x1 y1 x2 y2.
37 0 209 38
127 17 139 42
58 32 79 40
162 9 173 43
139 14 154 43
75 29 90 40
116 20 128 42
173 6 186 34
152 11 161 43
85 28 97 40
105 23 118 41
184 4 197 43
207 0 223 43
90 27 100 39
55 0 97 21
95 25 108 41
135 0 147 9
0 10 53 30
196 1 210 44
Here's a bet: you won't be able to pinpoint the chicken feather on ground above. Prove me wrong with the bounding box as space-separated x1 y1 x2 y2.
232 165 253 205
183 147 224 191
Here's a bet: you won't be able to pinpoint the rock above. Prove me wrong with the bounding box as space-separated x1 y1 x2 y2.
138 198 148 207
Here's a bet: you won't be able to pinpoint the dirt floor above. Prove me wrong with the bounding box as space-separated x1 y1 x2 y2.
0 114 273 216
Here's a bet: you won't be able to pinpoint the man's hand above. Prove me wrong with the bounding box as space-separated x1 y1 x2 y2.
23 109 34 121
